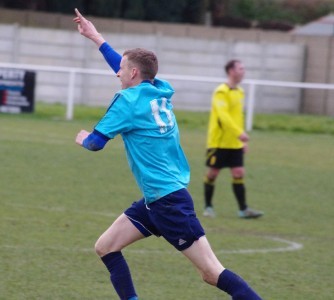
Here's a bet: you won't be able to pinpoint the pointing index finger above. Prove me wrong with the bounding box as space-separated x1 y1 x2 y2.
75 8 83 19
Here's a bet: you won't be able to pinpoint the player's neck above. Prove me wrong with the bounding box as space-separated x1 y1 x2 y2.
125 77 144 89
226 79 238 89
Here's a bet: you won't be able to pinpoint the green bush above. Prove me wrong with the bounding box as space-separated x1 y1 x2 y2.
210 0 334 29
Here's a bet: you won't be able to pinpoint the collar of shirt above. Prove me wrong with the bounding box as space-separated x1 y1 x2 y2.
142 79 154 84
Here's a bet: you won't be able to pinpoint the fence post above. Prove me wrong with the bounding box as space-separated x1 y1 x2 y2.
246 83 256 132
66 70 76 120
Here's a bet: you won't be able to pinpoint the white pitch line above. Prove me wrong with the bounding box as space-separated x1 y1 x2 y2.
215 236 303 254
2 202 303 254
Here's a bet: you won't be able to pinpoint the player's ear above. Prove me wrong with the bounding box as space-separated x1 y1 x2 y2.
131 67 139 79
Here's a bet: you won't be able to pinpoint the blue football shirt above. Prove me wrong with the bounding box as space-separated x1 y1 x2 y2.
94 48 190 203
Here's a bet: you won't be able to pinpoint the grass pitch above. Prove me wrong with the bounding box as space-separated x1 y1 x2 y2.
1 106 333 299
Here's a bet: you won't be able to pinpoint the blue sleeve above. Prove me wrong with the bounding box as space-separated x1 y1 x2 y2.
99 42 122 73
94 94 133 139
82 129 110 151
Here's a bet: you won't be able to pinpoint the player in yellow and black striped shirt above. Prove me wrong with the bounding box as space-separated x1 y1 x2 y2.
203 60 263 219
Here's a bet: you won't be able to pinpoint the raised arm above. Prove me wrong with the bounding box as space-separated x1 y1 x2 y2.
73 8 121 73
73 8 105 46
99 43 121 73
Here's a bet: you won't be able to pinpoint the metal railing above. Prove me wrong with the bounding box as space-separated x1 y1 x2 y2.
1 62 334 131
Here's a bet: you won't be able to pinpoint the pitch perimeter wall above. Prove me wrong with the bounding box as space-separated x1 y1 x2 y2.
1 8 333 115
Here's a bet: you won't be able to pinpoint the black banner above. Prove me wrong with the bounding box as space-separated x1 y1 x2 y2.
0 68 36 113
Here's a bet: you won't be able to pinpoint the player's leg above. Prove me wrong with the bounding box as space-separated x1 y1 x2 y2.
182 235 224 284
182 236 262 299
230 166 247 211
150 189 262 299
204 148 233 217
231 164 263 219
204 148 223 217
95 213 145 256
95 213 145 300
96 198 158 300
203 167 220 217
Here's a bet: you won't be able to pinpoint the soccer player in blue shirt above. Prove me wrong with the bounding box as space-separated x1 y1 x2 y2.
73 9 262 300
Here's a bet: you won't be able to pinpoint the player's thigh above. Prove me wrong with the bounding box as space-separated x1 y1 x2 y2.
228 149 244 177
182 236 224 284
95 213 145 256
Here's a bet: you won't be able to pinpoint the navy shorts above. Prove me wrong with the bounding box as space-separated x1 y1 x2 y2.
124 188 205 251
206 148 244 169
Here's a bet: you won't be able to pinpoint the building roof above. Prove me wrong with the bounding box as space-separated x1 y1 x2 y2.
291 14 334 36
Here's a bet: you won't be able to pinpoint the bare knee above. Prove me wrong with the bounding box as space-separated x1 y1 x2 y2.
197 264 223 286
94 238 106 257
94 213 143 257
94 236 117 257
207 168 220 181
231 167 245 179
200 269 220 286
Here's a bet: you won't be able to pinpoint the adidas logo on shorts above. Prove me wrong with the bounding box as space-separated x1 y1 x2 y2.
178 238 187 246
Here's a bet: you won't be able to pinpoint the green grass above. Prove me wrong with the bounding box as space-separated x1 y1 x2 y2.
253 114 334 135
1 104 334 299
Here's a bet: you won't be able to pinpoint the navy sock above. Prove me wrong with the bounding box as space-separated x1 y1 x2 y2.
217 269 262 300
101 251 137 300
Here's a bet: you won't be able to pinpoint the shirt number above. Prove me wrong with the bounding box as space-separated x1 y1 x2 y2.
150 97 174 133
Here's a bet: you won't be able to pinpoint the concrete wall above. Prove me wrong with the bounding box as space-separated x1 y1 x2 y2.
2 8 331 115
292 35 334 115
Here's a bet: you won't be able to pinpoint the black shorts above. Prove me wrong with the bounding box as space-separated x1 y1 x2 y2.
205 148 244 169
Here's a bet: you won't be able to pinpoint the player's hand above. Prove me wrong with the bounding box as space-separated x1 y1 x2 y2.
239 132 249 142
76 129 90 146
73 8 105 46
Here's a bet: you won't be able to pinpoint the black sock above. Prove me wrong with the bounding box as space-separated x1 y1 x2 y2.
232 178 247 211
204 176 215 207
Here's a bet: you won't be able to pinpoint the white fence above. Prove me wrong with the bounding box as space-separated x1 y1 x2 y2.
1 62 334 131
